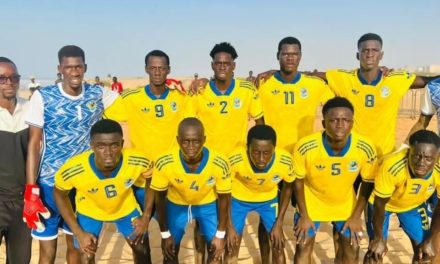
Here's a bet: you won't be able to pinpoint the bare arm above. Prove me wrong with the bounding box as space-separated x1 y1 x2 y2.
155 190 168 232
411 75 440 89
293 178 315 243
26 126 42 184
304 71 327 82
405 114 433 144
271 181 293 249
350 181 374 220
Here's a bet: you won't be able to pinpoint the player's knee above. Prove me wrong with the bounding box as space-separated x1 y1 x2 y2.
271 247 286 263
39 243 57 263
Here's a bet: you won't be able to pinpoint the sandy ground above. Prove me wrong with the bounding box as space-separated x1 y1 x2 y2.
4 82 438 263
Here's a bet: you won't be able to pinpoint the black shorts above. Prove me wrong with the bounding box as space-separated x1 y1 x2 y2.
0 199 32 263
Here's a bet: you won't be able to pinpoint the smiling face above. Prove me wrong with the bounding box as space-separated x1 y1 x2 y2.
58 56 87 92
248 139 275 171
323 107 354 143
0 62 20 100
211 52 235 82
408 143 439 178
91 132 124 172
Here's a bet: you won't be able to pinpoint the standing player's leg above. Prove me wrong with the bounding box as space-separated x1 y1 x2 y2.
3 200 32 263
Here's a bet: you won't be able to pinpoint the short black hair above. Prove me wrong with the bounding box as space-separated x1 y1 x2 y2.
0 57 16 67
145 50 170 67
247 125 277 147
210 42 238 60
178 117 204 136
322 96 354 116
90 119 123 138
58 45 85 64
357 33 383 49
409 130 440 149
277 37 302 57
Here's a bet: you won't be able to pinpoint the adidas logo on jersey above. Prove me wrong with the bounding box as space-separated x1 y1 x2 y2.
271 89 280 95
140 107 150 113
207 102 215 108
315 165 325 170
124 178 135 187
88 188 98 194
243 175 252 181
351 89 359 95
175 178 183 184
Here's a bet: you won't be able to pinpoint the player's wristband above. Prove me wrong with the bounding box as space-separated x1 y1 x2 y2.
161 230 171 239
215 230 226 239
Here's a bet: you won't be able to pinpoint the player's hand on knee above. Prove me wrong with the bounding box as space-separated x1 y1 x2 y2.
341 216 363 245
161 235 176 260
22 184 51 232
418 238 435 262
77 230 98 256
210 233 225 261
270 220 285 251
294 215 315 245
226 226 239 255
366 238 387 263
128 217 149 245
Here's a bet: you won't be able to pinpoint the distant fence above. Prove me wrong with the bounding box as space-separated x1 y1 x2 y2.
399 88 424 119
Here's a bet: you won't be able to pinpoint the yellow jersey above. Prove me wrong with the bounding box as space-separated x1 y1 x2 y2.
150 147 231 205
104 85 191 159
326 69 415 157
293 131 378 221
259 72 333 152
371 149 440 212
55 149 153 221
229 147 295 202
190 79 264 155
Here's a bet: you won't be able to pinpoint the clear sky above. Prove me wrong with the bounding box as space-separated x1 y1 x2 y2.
2 0 440 80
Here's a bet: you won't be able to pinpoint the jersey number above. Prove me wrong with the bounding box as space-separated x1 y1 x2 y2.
284 91 294 104
155 104 164 117
220 101 228 114
257 178 265 185
418 207 429 230
190 181 199 191
105 185 117 198
409 183 422 194
365 94 375 107
270 203 278 217
331 163 341 176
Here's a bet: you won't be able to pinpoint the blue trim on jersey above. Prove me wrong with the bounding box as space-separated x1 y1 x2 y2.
357 69 382 86
89 153 124 180
274 71 301 84
322 132 352 157
209 79 235 96
251 153 276 173
144 85 170 100
423 171 433 180
179 147 210 174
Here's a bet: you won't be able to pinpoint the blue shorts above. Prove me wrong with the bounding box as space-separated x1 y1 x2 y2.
167 200 217 245
293 213 351 238
232 197 278 235
31 184 74 240
366 203 430 245
74 209 141 249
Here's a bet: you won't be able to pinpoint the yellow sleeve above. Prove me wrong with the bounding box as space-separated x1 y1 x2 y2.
394 72 416 97
54 163 75 191
360 143 378 183
320 83 335 103
249 88 264 120
325 69 343 95
183 95 197 118
281 153 296 183
436 173 440 199
292 143 306 179
373 162 397 198
215 158 232 194
150 164 170 192
103 96 128 122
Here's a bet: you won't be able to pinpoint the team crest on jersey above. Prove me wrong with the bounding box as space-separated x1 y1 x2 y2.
300 88 309 99
86 101 98 111
348 161 359 172
351 89 360 95
140 107 150 113
124 178 135 188
170 101 178 112
272 89 280 95
175 178 183 184
88 188 99 194
233 98 242 108
207 176 215 186
428 184 434 192
243 175 252 181
207 102 215 108
380 87 390 97
315 164 325 170
271 175 281 182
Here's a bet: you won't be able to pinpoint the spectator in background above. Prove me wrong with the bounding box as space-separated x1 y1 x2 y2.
111 76 123 94
94 76 104 87
55 73 62 85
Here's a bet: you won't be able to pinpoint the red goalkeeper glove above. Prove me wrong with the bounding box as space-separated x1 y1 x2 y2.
165 79 186 94
23 184 51 232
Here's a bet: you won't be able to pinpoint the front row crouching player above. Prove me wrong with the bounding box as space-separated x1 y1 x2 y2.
150 117 231 264
292 97 378 264
54 119 153 264
225 124 298 263
365 130 440 264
